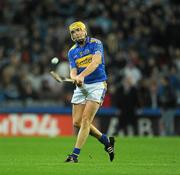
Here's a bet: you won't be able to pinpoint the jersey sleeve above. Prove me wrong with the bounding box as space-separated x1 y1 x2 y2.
92 40 103 55
68 50 76 69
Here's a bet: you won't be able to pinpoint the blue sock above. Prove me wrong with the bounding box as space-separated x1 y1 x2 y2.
99 134 109 147
72 148 80 159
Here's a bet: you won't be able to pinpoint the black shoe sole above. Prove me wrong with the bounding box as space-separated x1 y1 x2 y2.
64 160 78 163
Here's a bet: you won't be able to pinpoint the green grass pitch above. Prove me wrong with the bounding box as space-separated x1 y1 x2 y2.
0 137 180 175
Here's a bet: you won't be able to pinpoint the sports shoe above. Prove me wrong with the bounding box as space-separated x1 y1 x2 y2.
64 154 78 163
105 137 115 162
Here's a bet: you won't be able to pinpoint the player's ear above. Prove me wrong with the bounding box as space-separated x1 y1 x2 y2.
71 35 75 42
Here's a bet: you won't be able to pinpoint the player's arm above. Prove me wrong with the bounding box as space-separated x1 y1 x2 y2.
75 40 103 84
70 68 77 80
75 53 101 85
78 40 103 81
79 53 102 78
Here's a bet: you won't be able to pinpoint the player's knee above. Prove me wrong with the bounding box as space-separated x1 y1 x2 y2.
73 120 81 128
81 116 90 127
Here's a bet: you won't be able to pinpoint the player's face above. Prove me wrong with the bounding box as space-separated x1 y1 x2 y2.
70 28 86 43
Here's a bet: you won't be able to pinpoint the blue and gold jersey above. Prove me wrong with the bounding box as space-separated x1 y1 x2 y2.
68 37 107 84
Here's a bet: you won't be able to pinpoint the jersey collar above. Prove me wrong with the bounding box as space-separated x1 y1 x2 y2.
86 36 90 43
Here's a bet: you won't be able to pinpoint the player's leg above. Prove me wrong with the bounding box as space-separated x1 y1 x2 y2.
72 104 85 129
71 84 105 139
84 82 115 161
66 101 115 162
75 100 100 148
66 83 115 162
72 103 102 138
65 101 99 163
72 103 111 147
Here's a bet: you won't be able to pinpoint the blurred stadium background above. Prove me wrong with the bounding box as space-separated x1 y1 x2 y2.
1 1 180 175
0 0 180 137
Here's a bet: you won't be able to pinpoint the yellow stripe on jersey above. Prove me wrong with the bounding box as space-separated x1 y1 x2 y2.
76 54 92 68
90 39 96 43
90 38 101 43
69 44 76 51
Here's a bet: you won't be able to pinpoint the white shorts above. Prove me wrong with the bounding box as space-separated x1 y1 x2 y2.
71 81 107 105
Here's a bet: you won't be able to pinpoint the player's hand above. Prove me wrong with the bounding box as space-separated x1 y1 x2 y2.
75 74 84 87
